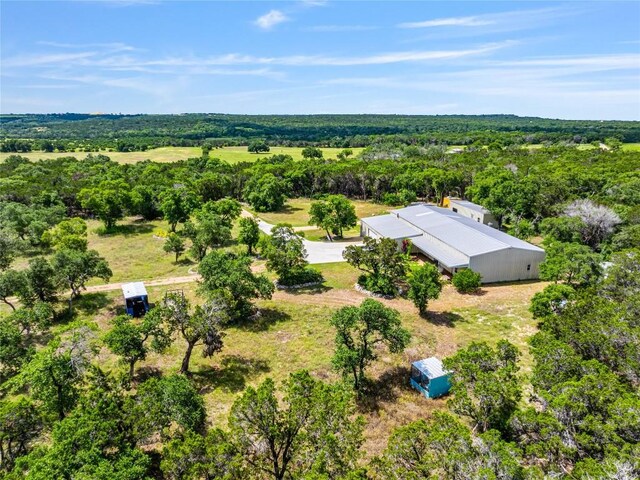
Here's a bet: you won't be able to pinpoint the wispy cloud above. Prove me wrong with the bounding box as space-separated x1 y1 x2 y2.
322 53 640 103
399 15 493 29
36 41 136 51
255 10 289 30
397 6 584 36
304 25 378 32
3 52 98 67
4 42 512 71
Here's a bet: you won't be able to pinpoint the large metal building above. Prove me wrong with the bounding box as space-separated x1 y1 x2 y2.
360 204 545 283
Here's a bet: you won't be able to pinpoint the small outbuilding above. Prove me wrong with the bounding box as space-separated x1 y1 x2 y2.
122 282 150 317
410 357 451 399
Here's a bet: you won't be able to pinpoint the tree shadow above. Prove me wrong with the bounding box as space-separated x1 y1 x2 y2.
423 311 464 327
55 292 114 324
357 365 414 413
176 258 195 266
278 284 333 296
191 354 271 394
135 366 163 383
74 292 113 315
96 223 154 237
463 288 488 297
275 204 304 215
239 307 292 332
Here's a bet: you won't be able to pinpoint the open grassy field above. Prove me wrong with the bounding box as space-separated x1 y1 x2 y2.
24 256 541 456
0 146 363 164
3 202 545 457
246 197 390 231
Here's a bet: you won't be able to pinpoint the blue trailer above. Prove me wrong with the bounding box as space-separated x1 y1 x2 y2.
410 357 451 399
122 282 150 317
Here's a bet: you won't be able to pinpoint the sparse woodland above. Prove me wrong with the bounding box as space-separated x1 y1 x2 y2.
1 120 639 478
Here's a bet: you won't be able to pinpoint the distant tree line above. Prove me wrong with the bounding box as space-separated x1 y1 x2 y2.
2 113 639 152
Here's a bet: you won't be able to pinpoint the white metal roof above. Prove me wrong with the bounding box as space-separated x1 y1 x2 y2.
410 236 469 268
449 198 491 214
121 282 148 299
412 357 447 379
361 214 422 240
391 205 543 256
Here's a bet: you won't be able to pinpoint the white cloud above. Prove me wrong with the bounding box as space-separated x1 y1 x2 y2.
399 16 494 28
255 10 289 30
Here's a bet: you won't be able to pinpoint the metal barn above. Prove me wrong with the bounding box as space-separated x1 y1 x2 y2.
410 357 451 399
122 282 150 317
360 204 545 283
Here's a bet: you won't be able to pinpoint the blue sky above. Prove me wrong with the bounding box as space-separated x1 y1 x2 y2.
1 1 639 119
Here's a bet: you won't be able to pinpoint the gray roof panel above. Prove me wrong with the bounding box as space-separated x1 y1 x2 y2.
410 236 469 268
122 282 148 299
390 205 543 256
361 214 422 240
449 198 491 214
412 357 448 379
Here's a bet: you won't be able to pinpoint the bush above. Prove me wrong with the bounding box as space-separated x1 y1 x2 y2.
452 269 482 293
357 274 398 297
278 266 324 287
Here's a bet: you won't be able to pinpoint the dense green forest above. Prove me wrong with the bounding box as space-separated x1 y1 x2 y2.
2 113 640 152
1 142 639 478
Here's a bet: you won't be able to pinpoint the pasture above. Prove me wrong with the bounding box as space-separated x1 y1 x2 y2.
0 146 363 164
2 205 544 456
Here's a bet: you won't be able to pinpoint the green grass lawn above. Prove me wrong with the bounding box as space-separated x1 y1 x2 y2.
1 211 544 457
247 197 389 231
0 146 363 164
83 218 196 283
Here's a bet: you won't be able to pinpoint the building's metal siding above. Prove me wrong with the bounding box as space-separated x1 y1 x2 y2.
468 248 546 283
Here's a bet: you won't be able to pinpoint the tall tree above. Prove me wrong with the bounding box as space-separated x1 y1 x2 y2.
331 299 411 391
539 241 601 286
24 257 58 305
0 270 29 311
374 412 526 480
51 249 112 312
229 371 364 480
198 251 274 321
238 216 260 255
263 224 321 286
10 329 94 420
10 372 151 480
309 195 357 240
244 173 287 212
130 375 205 443
78 179 131 230
0 398 43 473
0 230 20 271
41 217 88 252
163 232 186 263
163 294 228 375
407 263 443 315
160 188 200 232
443 340 522 433
343 237 408 296
104 310 172 380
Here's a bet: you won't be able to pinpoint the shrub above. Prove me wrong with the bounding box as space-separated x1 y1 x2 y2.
357 274 397 297
452 269 482 293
